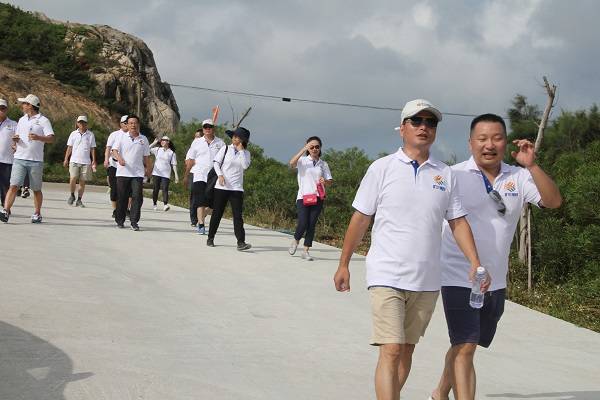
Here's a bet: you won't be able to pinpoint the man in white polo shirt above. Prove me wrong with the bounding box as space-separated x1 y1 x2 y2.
0 94 54 223
104 115 128 218
111 114 150 231
63 115 97 207
0 98 18 208
183 118 225 233
333 99 486 400
430 114 562 400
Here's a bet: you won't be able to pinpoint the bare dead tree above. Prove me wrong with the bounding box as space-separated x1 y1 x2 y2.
235 107 252 129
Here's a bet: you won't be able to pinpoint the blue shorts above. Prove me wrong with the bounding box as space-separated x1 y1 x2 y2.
10 159 44 191
441 286 506 348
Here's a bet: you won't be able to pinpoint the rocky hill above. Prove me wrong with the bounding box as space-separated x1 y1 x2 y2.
0 4 179 135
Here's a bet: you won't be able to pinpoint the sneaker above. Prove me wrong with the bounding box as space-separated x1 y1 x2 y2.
31 213 42 224
301 250 314 261
0 209 9 223
16 188 22 197
126 209 131 219
112 209 116 218
197 224 206 235
288 240 298 255
131 223 140 231
75 199 84 208
163 204 170 211
191 223 197 228
153 205 158 211
237 242 252 251
206 238 215 247
21 188 30 198
68 194 75 205
117 223 124 228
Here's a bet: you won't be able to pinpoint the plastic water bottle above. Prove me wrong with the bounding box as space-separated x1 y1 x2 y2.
469 267 486 309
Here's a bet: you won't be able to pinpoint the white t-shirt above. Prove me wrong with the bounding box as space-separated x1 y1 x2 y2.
213 145 251 192
185 136 225 182
296 155 333 200
13 113 55 162
352 148 467 291
106 129 126 168
0 118 17 164
441 157 542 291
113 133 151 178
151 147 177 179
67 130 96 165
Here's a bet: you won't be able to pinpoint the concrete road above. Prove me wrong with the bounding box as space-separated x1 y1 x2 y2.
0 183 598 400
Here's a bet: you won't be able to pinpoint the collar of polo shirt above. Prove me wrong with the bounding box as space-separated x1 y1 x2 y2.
395 147 438 167
466 156 510 175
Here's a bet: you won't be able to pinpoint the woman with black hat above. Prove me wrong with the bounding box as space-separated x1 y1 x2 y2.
206 127 252 250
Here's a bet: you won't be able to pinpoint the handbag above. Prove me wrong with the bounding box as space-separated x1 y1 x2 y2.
316 181 326 199
205 145 229 198
302 193 318 206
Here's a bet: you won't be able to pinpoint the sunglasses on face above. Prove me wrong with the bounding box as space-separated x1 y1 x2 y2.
203 125 214 129
309 145 320 150
405 116 438 128
489 189 507 215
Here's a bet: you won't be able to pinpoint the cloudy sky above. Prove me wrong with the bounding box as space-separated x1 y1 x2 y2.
6 0 600 162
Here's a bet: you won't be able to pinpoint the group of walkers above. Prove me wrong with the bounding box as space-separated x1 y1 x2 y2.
0 94 564 399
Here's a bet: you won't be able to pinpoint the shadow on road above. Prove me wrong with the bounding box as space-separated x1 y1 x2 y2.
0 321 93 399
487 391 600 400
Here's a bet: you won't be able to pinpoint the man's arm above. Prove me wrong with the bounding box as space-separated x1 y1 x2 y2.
334 211 373 292
448 216 490 291
91 148 97 167
63 146 72 167
144 155 151 177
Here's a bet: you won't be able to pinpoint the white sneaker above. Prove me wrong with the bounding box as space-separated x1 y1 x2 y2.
163 204 170 211
288 240 298 255
153 205 158 211
301 250 314 261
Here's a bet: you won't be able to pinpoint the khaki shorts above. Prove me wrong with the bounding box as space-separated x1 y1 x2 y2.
369 286 439 345
69 162 91 181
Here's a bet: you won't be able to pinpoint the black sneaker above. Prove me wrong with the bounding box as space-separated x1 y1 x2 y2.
68 194 75 205
21 188 30 198
112 209 116 218
117 223 124 228
206 238 215 247
16 188 22 197
0 209 9 223
76 199 85 208
237 242 252 251
131 223 140 231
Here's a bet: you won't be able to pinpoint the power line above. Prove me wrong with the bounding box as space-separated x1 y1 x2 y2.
167 82 489 118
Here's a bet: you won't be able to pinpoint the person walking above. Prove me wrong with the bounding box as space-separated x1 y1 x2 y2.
0 98 17 208
149 136 178 211
430 114 562 400
184 119 225 232
63 116 97 207
104 115 128 218
288 136 333 260
111 115 151 231
333 99 486 400
206 127 251 250
0 94 55 223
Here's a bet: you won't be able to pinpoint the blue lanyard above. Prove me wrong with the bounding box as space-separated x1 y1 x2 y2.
479 171 494 193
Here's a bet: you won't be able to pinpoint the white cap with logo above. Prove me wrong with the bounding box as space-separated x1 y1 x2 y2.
202 118 214 127
400 99 442 123
17 94 41 108
120 115 128 123
77 115 88 123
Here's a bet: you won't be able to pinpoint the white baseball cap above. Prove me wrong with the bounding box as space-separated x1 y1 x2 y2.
120 115 128 123
160 136 170 141
17 94 41 108
400 99 442 123
202 118 214 127
0 99 7 107
76 115 88 123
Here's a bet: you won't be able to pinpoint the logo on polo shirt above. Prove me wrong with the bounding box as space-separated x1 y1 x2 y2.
432 175 447 191
503 181 518 196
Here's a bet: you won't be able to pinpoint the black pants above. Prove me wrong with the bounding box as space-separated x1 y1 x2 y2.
115 177 143 225
0 162 11 207
152 175 170 205
294 198 323 247
107 166 118 202
190 180 209 225
208 189 245 243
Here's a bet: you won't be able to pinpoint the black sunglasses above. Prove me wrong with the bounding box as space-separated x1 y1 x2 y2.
203 125 214 129
405 116 438 128
309 145 320 150
489 189 506 215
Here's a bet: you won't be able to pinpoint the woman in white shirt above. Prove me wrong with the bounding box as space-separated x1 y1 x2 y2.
207 127 252 251
288 136 333 260
149 136 178 211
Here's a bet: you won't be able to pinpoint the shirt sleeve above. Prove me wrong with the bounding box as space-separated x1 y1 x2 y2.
171 152 177 165
150 147 158 156
106 132 116 148
520 168 542 207
352 162 381 216
241 150 251 170
66 132 75 147
445 169 468 220
90 133 97 148
112 135 123 154
41 118 54 136
322 161 333 180
143 138 151 157
185 140 199 160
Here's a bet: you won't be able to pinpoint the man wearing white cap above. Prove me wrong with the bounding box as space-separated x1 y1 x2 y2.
0 99 18 207
104 115 128 217
63 115 97 207
184 118 225 233
0 94 54 223
333 99 486 400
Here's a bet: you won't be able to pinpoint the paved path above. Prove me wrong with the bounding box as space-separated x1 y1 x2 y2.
0 183 598 400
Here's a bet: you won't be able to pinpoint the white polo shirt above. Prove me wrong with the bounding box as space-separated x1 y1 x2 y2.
0 117 17 164
296 155 333 200
106 129 126 168
213 145 251 192
352 148 467 291
67 129 96 165
151 147 177 179
441 157 541 291
185 136 225 182
13 113 54 162
113 133 151 178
